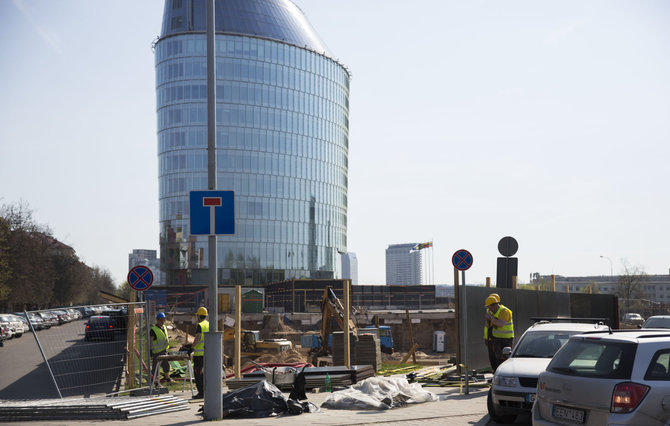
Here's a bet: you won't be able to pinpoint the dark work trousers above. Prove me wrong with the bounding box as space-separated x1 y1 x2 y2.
193 355 204 395
151 349 170 379
491 337 514 372
487 340 497 372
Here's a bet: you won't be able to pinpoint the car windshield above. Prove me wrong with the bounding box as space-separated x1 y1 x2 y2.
642 317 670 329
513 330 579 358
547 338 636 379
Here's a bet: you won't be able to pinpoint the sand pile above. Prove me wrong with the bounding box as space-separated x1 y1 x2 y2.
251 348 308 365
260 314 300 339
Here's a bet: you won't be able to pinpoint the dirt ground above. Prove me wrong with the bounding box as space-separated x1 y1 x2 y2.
167 314 453 367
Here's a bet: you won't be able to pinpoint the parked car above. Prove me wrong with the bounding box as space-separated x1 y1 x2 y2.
641 315 670 329
65 308 79 320
50 310 71 324
76 306 94 318
488 320 610 423
84 316 115 341
0 321 11 342
0 314 25 338
622 312 645 325
37 311 57 328
7 314 30 335
533 329 670 425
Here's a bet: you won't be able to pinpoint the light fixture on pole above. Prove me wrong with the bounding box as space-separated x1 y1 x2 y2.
599 255 613 277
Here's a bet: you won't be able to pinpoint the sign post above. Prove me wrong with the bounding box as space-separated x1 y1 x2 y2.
190 188 234 419
127 265 154 390
452 249 473 394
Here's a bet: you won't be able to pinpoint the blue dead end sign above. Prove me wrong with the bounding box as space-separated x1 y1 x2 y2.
452 249 473 271
190 190 235 235
127 265 154 291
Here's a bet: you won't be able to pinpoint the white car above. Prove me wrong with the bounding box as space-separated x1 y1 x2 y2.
487 320 610 423
533 329 670 425
0 314 26 338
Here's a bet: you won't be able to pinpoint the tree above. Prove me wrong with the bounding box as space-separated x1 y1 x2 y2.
116 281 131 301
615 263 647 314
0 217 11 305
0 202 55 310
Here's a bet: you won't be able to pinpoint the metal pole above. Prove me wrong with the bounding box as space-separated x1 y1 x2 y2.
139 292 144 390
235 285 241 378
145 296 151 391
453 267 460 373
462 270 469 395
204 0 222 419
344 280 351 369
26 310 62 398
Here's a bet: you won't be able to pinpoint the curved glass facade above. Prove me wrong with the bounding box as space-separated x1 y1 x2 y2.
155 0 350 286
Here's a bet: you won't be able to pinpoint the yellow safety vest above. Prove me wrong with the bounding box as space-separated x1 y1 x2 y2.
491 305 514 339
193 320 209 357
151 324 169 354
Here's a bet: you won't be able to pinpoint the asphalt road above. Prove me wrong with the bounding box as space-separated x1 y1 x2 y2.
0 319 128 399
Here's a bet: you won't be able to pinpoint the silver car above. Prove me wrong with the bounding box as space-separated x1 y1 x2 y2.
641 315 670 329
533 329 670 425
488 320 609 423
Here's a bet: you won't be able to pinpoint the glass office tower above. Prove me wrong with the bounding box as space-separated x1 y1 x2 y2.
155 0 350 286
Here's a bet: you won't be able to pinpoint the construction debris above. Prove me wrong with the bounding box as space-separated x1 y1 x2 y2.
225 364 376 391
0 395 189 421
321 376 438 410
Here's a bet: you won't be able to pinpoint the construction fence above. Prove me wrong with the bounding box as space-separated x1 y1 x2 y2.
4 303 159 399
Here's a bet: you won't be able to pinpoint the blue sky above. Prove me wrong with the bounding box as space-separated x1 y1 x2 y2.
1 0 668 287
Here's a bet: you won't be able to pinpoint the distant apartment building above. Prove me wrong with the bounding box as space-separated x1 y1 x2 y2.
341 252 358 285
385 243 424 285
129 249 162 287
532 273 670 302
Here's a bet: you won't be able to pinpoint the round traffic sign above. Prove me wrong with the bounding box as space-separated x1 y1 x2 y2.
498 236 518 257
127 266 154 291
452 249 473 271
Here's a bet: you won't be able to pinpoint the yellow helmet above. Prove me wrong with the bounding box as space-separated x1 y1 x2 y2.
196 306 208 316
485 295 500 306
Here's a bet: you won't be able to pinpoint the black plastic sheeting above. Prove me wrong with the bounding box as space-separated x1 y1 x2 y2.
222 380 318 418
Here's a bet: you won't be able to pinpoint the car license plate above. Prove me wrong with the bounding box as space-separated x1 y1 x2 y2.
525 393 536 403
552 405 585 423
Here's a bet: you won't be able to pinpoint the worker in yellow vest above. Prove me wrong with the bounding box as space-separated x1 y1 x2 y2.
483 293 500 371
484 294 514 372
150 312 171 383
191 306 209 399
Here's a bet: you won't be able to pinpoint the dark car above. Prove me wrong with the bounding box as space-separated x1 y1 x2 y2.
76 306 95 318
84 316 115 341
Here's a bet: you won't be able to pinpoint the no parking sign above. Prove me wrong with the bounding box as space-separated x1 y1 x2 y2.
127 266 154 291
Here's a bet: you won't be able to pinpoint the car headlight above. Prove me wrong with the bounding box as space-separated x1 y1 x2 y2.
494 375 519 387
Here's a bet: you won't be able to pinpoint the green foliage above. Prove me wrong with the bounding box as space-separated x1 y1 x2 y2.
0 201 120 310
116 281 131 301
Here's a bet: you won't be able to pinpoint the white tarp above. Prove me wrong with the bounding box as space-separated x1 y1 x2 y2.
320 376 438 410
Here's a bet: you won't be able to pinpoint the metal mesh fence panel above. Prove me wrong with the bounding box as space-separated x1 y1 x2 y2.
25 303 147 398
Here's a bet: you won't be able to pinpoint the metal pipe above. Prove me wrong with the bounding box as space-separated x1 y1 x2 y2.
26 310 62 398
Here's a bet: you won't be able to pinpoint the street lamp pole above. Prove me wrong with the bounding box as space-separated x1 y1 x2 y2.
600 255 613 277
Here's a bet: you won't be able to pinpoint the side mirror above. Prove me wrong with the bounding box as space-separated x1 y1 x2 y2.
502 347 512 356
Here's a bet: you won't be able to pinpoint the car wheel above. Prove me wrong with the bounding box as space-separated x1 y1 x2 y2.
487 388 517 424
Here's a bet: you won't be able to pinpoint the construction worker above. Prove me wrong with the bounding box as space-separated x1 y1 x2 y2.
483 293 500 372
150 312 171 383
192 306 209 399
484 294 514 372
